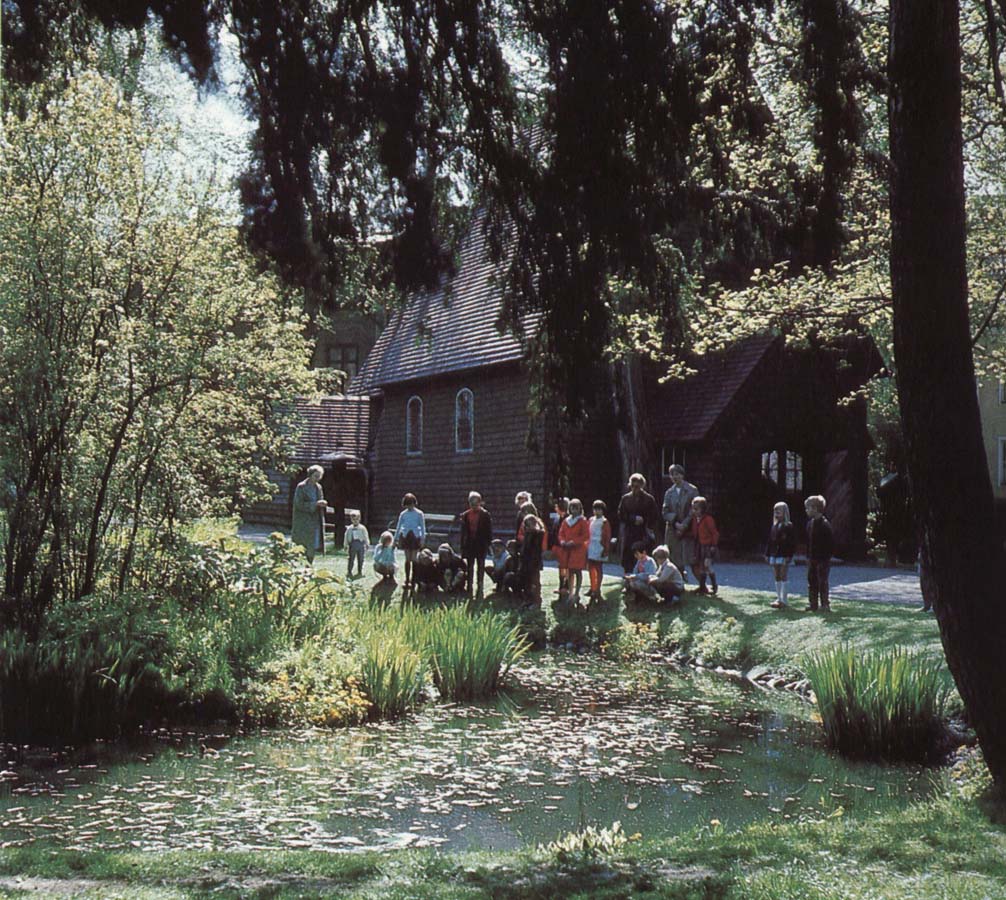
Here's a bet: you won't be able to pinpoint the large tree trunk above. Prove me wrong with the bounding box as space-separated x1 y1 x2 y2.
889 0 1006 785
609 357 657 493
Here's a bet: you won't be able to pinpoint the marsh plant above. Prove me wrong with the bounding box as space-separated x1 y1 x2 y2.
543 821 630 862
357 603 529 710
803 645 951 761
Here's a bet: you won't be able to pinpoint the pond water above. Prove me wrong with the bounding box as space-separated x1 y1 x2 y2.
0 655 933 853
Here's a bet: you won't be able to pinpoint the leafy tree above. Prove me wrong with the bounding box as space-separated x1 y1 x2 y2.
0 70 315 631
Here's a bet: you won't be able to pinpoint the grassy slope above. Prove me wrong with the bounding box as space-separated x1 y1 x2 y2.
316 549 944 679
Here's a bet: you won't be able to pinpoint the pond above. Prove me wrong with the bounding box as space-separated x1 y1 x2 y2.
0 654 934 853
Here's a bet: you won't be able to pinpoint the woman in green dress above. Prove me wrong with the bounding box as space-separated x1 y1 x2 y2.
292 464 327 562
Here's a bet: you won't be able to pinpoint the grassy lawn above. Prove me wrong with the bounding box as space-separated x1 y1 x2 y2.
313 549 944 681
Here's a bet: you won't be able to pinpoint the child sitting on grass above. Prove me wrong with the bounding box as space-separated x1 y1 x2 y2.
372 531 396 581
690 496 720 595
623 541 657 601
647 545 685 603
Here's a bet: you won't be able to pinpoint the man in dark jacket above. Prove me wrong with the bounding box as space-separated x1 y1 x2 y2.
459 491 493 593
805 494 835 611
617 473 660 573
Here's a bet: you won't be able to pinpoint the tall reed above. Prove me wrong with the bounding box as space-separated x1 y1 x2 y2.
424 604 529 701
803 645 950 761
358 631 426 719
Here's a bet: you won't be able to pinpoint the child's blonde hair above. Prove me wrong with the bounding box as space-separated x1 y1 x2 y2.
652 544 670 561
772 501 791 524
568 498 583 515
805 495 826 512
380 530 393 544
692 496 708 512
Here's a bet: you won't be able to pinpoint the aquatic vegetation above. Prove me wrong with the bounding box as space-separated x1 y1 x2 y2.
543 821 631 861
423 604 530 700
803 645 951 761
359 631 427 719
243 644 371 727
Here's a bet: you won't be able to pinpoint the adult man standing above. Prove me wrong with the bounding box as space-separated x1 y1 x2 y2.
661 464 698 579
292 464 327 562
616 473 659 573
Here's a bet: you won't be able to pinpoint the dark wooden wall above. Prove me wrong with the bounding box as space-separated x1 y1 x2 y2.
369 365 548 536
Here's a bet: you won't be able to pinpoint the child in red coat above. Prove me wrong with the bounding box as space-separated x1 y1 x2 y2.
556 498 590 604
690 496 720 595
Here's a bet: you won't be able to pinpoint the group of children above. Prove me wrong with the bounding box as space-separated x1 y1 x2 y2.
335 483 836 613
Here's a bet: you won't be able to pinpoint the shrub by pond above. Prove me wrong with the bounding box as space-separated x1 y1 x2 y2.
803 645 952 761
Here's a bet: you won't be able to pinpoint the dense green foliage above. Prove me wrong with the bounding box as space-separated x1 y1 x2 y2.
0 70 315 630
804 645 952 761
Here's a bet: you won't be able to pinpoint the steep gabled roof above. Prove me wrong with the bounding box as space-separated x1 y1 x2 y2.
647 334 779 443
290 395 371 468
350 212 535 393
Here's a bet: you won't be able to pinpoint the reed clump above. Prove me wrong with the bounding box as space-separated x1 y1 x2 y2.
803 645 951 761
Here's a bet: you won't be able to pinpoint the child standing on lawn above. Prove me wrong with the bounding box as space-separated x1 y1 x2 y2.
343 510 370 578
690 496 720 595
586 500 612 603
556 498 590 604
805 494 834 611
394 493 426 587
765 501 796 608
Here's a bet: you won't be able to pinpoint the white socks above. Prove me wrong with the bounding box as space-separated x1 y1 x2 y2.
775 581 789 606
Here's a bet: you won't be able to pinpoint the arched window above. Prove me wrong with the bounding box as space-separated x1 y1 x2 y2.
455 388 474 453
406 396 423 455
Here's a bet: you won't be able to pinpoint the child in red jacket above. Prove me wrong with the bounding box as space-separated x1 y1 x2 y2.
556 498 590 604
690 496 720 595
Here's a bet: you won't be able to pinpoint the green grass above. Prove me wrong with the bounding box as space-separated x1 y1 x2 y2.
803 645 951 760
313 548 944 681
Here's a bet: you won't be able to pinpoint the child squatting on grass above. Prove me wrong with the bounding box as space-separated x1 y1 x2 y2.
373 531 397 581
765 501 796 609
623 541 657 600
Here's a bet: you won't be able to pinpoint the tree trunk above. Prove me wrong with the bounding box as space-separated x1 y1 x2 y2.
889 0 1006 785
609 357 657 492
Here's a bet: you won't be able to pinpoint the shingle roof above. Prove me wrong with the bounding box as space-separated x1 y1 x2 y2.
647 334 778 443
350 212 535 392
289 395 371 467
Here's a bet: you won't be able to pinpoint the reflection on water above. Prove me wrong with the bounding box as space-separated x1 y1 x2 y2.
0 655 932 853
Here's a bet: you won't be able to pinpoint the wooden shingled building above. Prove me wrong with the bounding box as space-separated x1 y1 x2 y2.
248 212 881 558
